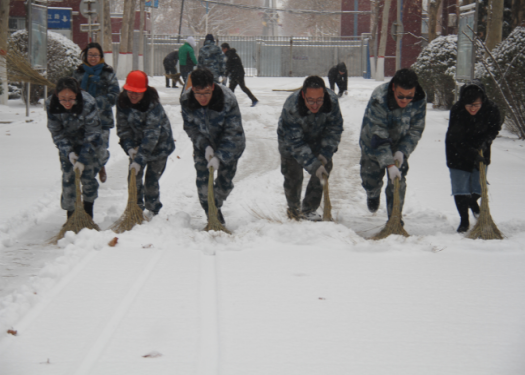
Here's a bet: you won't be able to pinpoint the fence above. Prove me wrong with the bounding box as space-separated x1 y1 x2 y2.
112 34 370 78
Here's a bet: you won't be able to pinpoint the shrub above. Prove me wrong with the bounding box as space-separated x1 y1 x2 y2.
8 30 82 104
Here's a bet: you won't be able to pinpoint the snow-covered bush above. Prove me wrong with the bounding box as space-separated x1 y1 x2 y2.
0 76 2 95
411 35 458 109
478 26 525 137
8 30 82 104
8 83 21 99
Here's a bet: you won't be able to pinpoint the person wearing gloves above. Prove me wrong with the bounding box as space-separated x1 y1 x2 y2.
73 42 120 183
277 75 344 221
221 42 258 107
445 80 501 233
198 34 226 84
116 70 175 216
46 77 104 219
179 36 198 84
327 62 348 97
359 68 426 223
180 67 245 224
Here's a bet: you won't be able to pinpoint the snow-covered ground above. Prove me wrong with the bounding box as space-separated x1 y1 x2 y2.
1 76 525 375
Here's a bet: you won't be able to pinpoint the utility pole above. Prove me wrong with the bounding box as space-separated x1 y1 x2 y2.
177 0 185 42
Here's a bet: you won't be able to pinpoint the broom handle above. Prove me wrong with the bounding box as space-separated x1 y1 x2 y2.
478 150 489 209
207 167 218 218
391 160 402 218
74 168 83 211
128 170 138 204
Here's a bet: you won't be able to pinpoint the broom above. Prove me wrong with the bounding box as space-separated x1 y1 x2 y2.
320 160 333 221
372 161 409 240
272 86 302 92
110 171 149 233
50 169 100 243
1 45 55 88
204 167 231 234
467 150 503 240
164 73 185 87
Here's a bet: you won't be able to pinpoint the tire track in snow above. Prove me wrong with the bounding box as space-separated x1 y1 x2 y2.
71 248 166 375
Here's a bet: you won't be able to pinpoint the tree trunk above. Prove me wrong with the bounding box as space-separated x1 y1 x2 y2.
376 0 393 81
138 0 145 71
485 0 505 51
0 0 9 104
117 0 136 79
428 0 443 43
102 0 114 67
511 0 525 29
370 0 380 79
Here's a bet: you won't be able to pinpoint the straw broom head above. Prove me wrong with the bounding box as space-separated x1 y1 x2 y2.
372 161 409 240
110 171 149 233
50 169 100 244
204 167 231 234
467 151 503 240
321 173 333 222
1 43 55 89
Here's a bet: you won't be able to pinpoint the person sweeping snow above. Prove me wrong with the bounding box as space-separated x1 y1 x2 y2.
46 77 105 220
180 67 245 225
359 68 426 226
277 75 343 221
116 70 175 217
445 80 501 233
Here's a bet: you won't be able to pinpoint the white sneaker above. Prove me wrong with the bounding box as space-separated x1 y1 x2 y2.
304 211 322 222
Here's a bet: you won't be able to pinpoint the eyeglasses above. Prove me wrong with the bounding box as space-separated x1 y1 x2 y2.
87 54 100 58
58 98 76 103
305 98 324 106
193 90 213 98
396 95 414 100
465 103 482 109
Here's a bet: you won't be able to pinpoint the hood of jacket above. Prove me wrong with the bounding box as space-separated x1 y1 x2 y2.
458 79 488 104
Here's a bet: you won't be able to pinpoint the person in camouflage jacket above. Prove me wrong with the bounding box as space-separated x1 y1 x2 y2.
46 77 104 219
198 34 225 84
180 67 245 224
277 75 344 221
72 42 120 183
116 71 175 215
359 68 426 221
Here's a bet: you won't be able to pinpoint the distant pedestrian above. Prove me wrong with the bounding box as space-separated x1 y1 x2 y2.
445 80 501 233
359 68 426 224
163 49 179 88
198 34 225 84
116 70 175 216
328 62 348 97
221 43 258 107
277 75 343 221
73 42 119 184
180 67 245 224
179 36 198 84
46 77 104 219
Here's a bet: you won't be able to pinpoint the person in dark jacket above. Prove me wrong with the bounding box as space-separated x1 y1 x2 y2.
277 75 344 221
179 36 198 84
163 49 179 88
445 80 501 233
198 34 225 83
328 62 348 97
180 67 246 225
73 42 120 184
46 77 104 220
116 70 175 216
221 43 258 107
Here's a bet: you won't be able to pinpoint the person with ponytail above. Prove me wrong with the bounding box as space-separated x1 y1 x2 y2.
73 42 120 183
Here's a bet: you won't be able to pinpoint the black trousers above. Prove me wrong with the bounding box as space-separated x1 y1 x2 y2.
229 75 258 102
164 67 178 87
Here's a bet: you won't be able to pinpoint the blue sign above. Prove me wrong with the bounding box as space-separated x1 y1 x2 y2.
145 0 159 8
48 8 72 29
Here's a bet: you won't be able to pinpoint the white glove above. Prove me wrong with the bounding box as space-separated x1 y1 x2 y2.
73 162 84 175
69 152 79 165
205 146 214 162
387 165 402 183
317 154 327 166
393 151 404 165
315 165 328 181
129 162 141 176
128 147 139 161
207 156 220 171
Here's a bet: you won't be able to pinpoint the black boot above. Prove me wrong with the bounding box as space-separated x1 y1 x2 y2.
83 201 94 218
454 195 470 233
367 196 380 213
470 193 481 218
67 210 74 219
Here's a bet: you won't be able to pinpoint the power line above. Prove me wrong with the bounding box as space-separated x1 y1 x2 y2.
191 0 371 15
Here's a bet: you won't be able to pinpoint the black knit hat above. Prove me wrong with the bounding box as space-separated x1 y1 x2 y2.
205 34 214 42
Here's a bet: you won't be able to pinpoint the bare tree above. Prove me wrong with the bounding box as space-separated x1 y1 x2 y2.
427 0 443 42
376 0 393 80
511 0 525 28
282 0 341 36
102 0 113 66
117 0 137 79
485 0 505 51
0 0 9 103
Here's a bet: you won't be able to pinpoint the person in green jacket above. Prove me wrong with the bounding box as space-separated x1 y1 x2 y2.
179 36 198 84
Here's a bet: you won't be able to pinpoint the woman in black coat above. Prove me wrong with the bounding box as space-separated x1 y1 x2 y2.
445 80 501 233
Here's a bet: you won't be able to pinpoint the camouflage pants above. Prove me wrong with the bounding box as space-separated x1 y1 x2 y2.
98 128 110 166
280 155 333 214
59 151 102 211
359 152 409 218
193 149 238 212
132 156 168 214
